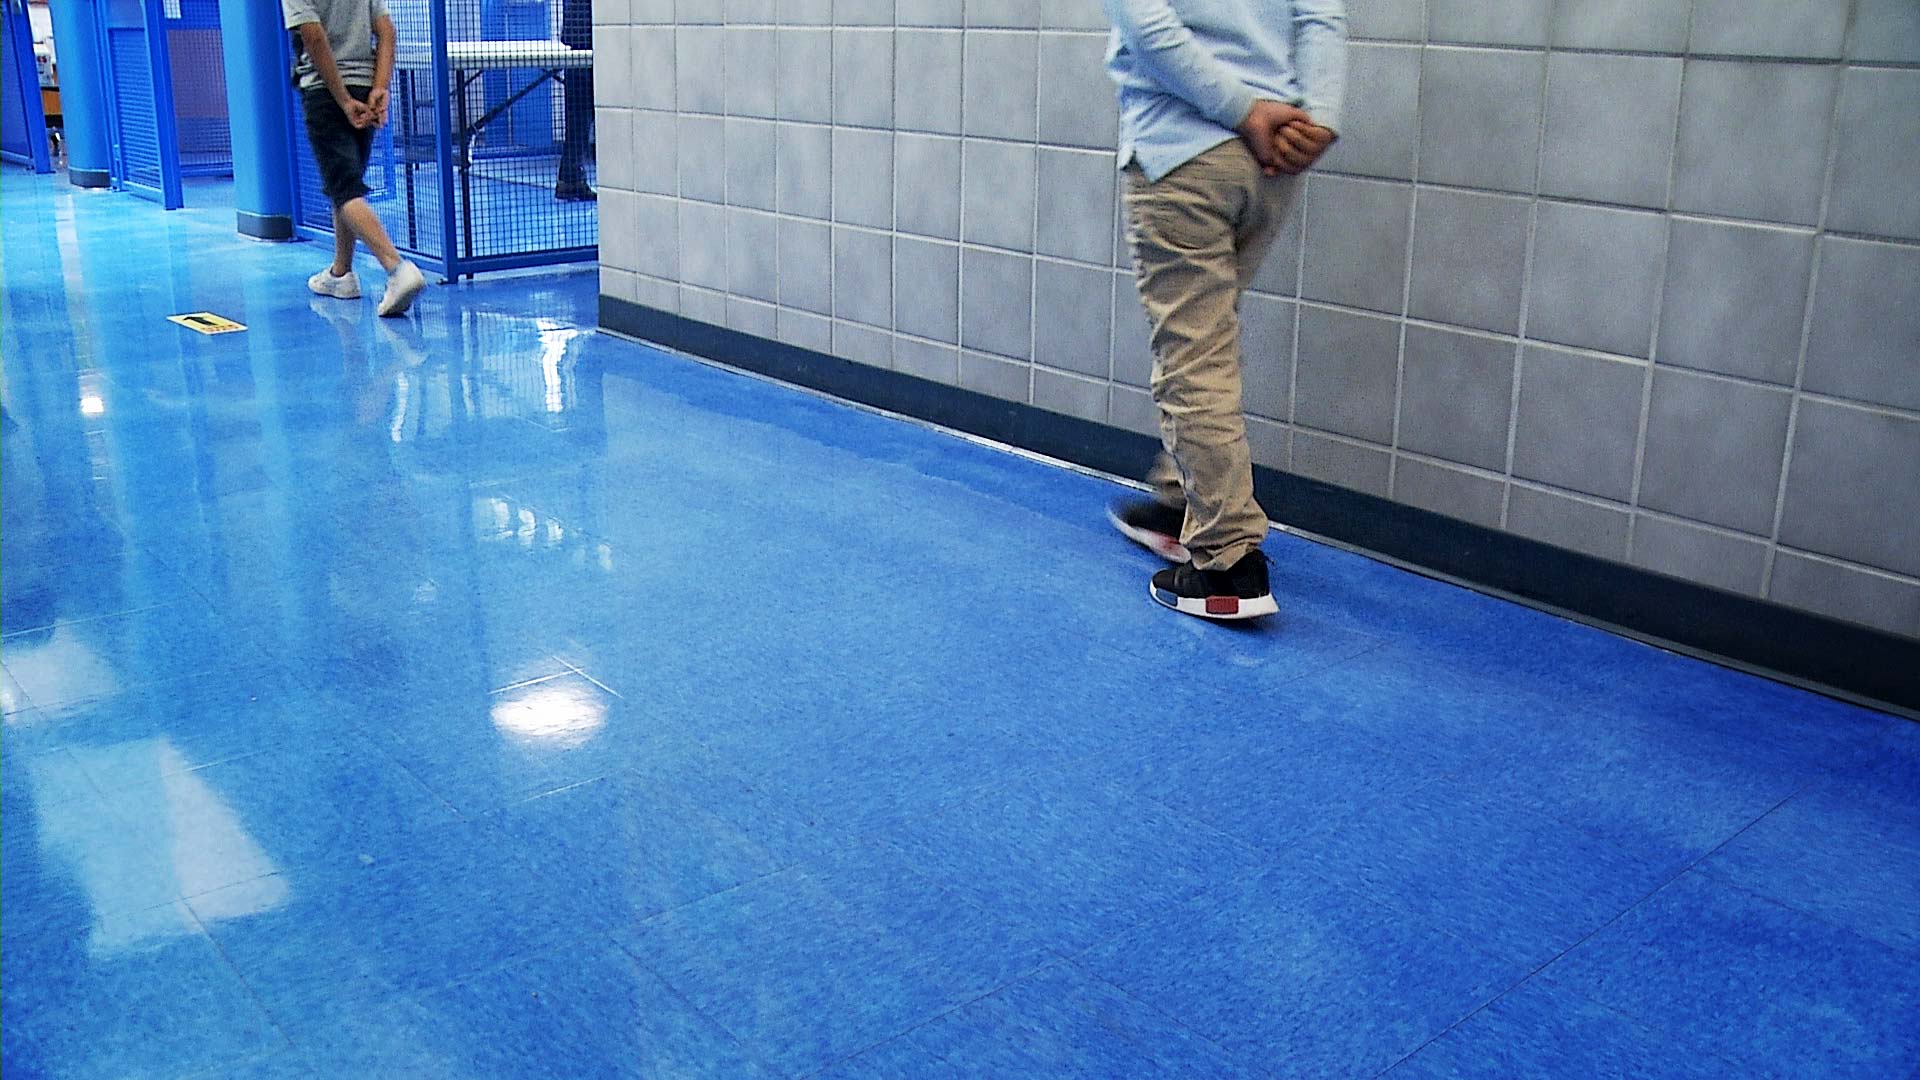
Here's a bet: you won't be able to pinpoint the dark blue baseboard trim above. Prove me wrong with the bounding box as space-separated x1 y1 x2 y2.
237 211 295 241
599 295 1920 715
68 168 111 189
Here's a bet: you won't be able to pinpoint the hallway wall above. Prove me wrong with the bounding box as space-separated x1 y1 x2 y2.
591 0 1920 639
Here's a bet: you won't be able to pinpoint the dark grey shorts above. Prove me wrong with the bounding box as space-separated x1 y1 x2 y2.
303 86 374 207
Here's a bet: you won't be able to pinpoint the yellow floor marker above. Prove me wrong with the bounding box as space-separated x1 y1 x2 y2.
167 312 248 335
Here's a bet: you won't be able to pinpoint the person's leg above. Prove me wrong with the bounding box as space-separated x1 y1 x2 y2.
556 0 595 197
305 89 366 298
1125 142 1268 573
304 86 425 314
337 197 401 272
557 70 594 189
330 206 358 276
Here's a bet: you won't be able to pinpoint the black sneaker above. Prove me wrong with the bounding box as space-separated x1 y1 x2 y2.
1150 550 1277 620
555 180 598 202
1108 498 1190 563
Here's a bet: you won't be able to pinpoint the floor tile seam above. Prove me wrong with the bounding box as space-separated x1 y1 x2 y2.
619 837 1065 1057
556 656 626 700
1050 850 1280 969
4 662 230 714
1360 848 1712 1080
1453 731 1820 860
179 1048 314 1080
257 933 611 1052
601 927 805 1079
1368 968 1766 1080
238 709 483 826
1058 955 1291 1080
377 744 485 825
1705 775 1920 860
1278 841 1577 981
1128 763 1461 879
160 811 521 915
1380 763 1687 876
489 664 583 697
490 772 812 879
73 745 281 809
1118 782 1333 886
1 888 208 954
1455 804 1818 1070
1555 679 1891 774
177 897 302 1067
1685 864 1920 964
794 952 1073 1080
613 861 817 939
0 600 179 642
669 734 1021 851
0 674 38 717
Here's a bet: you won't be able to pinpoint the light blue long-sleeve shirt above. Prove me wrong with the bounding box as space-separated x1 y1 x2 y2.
1104 0 1348 182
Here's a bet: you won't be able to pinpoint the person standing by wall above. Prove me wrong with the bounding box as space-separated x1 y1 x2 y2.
554 0 594 202
1103 0 1346 620
287 0 428 317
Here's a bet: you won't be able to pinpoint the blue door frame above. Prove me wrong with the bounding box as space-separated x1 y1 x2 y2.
97 0 182 207
1 0 52 172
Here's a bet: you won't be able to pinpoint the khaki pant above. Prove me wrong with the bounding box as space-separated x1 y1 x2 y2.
1125 140 1302 571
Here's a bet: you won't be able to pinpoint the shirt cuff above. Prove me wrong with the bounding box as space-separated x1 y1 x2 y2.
1216 86 1258 132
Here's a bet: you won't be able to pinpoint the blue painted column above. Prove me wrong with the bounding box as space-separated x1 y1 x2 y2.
217 0 294 239
45 0 109 186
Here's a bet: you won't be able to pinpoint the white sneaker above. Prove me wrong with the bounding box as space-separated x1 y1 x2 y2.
309 267 361 299
377 260 427 317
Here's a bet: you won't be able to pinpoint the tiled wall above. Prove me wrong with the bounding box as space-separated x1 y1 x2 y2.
592 0 1920 640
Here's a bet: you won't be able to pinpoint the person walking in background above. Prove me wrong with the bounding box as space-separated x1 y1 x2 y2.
554 0 595 202
1103 0 1346 620
288 0 428 317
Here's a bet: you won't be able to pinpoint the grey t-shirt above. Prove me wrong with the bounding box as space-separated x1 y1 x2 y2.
283 0 391 92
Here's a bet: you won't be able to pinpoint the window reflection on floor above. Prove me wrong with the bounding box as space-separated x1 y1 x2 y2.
27 742 288 958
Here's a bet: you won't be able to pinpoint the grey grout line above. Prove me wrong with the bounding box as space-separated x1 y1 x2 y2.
1623 10 1699 562
1499 16 1556 530
1762 15 1856 597
1384 0 1432 502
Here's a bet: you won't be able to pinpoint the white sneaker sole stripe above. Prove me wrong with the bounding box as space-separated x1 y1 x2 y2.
1149 582 1278 620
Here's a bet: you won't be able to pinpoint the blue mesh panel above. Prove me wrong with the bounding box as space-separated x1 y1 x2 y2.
440 0 597 264
109 26 164 192
0 8 31 165
165 0 231 177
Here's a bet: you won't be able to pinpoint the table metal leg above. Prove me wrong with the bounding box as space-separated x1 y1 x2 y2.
401 72 418 250
456 69 475 275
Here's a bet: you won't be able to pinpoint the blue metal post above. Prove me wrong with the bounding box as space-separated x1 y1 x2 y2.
46 0 108 183
428 0 458 279
216 0 293 238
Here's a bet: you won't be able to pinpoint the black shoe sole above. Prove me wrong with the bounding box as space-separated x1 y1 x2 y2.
1149 580 1278 620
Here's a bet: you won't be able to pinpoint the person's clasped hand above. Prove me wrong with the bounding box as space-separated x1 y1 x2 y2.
1236 100 1337 176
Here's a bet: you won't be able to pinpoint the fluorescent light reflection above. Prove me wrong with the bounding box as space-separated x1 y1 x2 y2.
490 681 607 748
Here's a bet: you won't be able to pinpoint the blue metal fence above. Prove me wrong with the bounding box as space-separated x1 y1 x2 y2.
287 0 595 279
1 0 51 172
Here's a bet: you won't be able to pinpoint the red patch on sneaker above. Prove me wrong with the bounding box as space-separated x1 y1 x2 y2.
1206 596 1239 615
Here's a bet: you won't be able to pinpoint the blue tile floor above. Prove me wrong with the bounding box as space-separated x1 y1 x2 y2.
2 169 1916 1079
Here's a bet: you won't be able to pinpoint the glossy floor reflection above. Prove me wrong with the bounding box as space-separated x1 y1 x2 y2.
3 171 1916 1080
